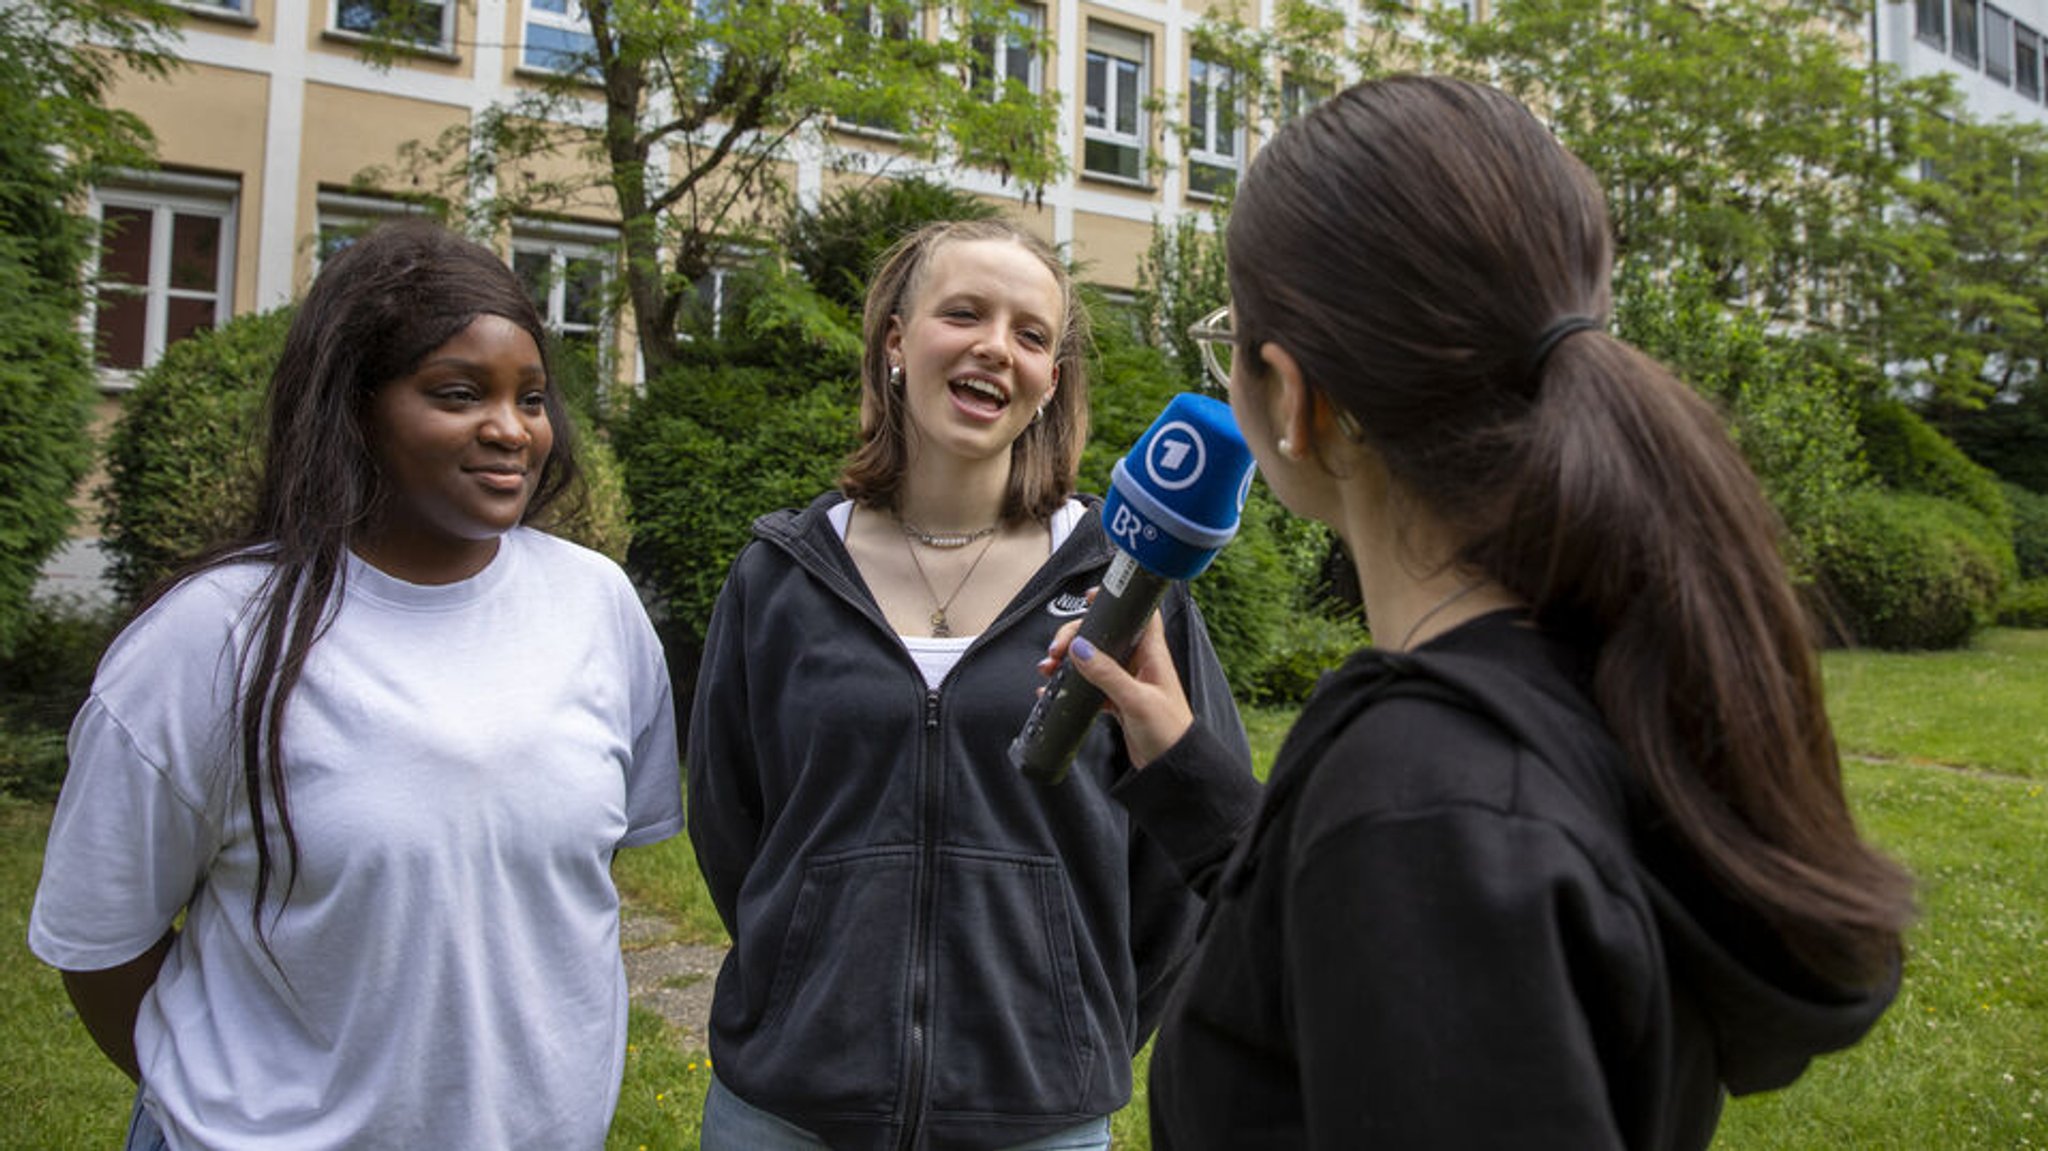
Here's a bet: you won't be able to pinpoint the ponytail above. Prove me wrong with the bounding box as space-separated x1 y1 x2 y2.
1475 333 1911 985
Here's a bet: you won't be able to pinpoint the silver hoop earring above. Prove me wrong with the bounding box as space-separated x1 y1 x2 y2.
889 363 904 389
1034 403 1047 423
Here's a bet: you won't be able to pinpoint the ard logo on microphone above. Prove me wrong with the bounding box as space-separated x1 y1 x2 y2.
1144 421 1208 491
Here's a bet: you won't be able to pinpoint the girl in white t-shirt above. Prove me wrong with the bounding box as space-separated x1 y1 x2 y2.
29 218 682 1151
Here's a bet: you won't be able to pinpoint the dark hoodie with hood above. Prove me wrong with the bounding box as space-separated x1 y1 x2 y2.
1136 609 1900 1150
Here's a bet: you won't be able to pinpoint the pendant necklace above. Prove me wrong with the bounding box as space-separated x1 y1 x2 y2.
1396 580 1484 650
904 526 1000 637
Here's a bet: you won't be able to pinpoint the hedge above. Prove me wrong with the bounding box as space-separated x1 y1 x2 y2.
1812 489 2009 650
100 307 631 606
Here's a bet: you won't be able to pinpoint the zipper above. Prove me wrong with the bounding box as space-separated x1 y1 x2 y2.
899 688 944 1151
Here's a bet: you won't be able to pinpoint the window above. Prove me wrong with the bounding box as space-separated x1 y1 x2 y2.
524 0 597 75
1280 75 1329 124
840 3 916 133
1953 0 1981 67
1186 57 1242 198
332 0 452 51
1916 0 1947 47
513 223 615 368
90 178 235 381
315 191 430 270
1986 4 2014 82
176 0 251 14
1083 21 1149 183
971 3 1044 97
2018 23 2043 100
688 264 741 340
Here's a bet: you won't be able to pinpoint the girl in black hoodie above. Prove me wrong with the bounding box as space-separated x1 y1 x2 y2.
1049 75 1914 1150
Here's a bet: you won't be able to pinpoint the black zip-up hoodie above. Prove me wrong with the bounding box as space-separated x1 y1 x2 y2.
687 493 1260 1151
1142 610 1902 1149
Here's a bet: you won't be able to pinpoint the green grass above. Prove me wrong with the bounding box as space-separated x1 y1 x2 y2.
0 799 135 1147
6 631 2046 1148
1823 628 2048 779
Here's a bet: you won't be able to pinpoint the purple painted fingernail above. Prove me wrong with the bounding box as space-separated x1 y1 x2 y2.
1071 637 1096 661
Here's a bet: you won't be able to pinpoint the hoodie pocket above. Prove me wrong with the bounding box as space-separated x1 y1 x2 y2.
754 846 919 1114
925 849 1101 1118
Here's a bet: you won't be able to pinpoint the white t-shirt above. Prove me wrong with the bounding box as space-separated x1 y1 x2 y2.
30 528 682 1151
830 499 1086 688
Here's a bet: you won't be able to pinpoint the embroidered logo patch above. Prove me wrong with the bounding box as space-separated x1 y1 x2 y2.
1048 592 1090 618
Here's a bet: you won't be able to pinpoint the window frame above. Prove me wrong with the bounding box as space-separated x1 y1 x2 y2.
1185 55 1244 200
1916 0 1948 48
1952 0 1982 67
313 191 433 275
837 1 919 136
1985 4 2014 82
86 173 238 391
972 2 1045 97
511 219 619 371
522 0 600 77
1082 21 1150 185
2017 22 2043 100
329 0 455 54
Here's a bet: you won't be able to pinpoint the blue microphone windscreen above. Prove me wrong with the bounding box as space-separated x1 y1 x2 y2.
1100 393 1257 581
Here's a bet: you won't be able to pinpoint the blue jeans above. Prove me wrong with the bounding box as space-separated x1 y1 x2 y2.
701 1077 1112 1151
123 1090 169 1151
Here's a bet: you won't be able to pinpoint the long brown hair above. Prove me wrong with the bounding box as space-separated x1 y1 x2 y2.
839 219 1090 522
143 218 580 958
1228 76 1909 985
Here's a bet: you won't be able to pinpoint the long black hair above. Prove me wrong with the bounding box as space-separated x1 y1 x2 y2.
145 218 581 954
1228 76 1910 986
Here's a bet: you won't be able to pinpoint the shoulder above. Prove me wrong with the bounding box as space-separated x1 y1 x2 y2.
112 557 273 658
1288 665 1631 879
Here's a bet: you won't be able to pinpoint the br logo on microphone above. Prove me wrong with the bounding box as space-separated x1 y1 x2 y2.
1107 503 1157 551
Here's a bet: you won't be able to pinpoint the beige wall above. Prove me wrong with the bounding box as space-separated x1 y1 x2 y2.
1069 212 1153 292
106 62 270 315
296 83 469 290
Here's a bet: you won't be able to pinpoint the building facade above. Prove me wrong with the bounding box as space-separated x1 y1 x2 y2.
87 0 1345 394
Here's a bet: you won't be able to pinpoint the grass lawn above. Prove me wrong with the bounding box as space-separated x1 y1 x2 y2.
4 631 2044 1148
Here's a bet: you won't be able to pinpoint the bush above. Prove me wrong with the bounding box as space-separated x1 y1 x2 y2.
1861 399 2014 543
1936 383 2048 494
1999 578 2048 629
2005 482 2048 581
0 240 96 656
614 364 862 673
101 305 634 604
1243 610 1372 705
1616 271 1870 584
1812 490 2009 650
779 178 1000 313
99 308 287 603
0 594 119 800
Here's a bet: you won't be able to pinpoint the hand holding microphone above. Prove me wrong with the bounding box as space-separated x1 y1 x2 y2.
1009 393 1256 785
1037 603 1191 770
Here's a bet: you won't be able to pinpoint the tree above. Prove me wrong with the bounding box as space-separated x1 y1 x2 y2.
388 0 1063 379
0 0 174 649
1869 111 2048 408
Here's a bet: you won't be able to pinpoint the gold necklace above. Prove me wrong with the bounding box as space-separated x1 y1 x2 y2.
899 518 1000 549
904 528 1000 637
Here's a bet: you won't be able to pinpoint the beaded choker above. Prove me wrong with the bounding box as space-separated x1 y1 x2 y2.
899 518 999 549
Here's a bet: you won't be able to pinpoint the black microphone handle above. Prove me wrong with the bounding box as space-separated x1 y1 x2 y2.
1008 556 1173 785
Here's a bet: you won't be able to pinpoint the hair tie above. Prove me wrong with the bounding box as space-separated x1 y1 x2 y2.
1525 315 1602 386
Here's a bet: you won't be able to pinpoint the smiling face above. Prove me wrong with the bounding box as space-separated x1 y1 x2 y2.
359 313 554 583
885 238 1063 468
